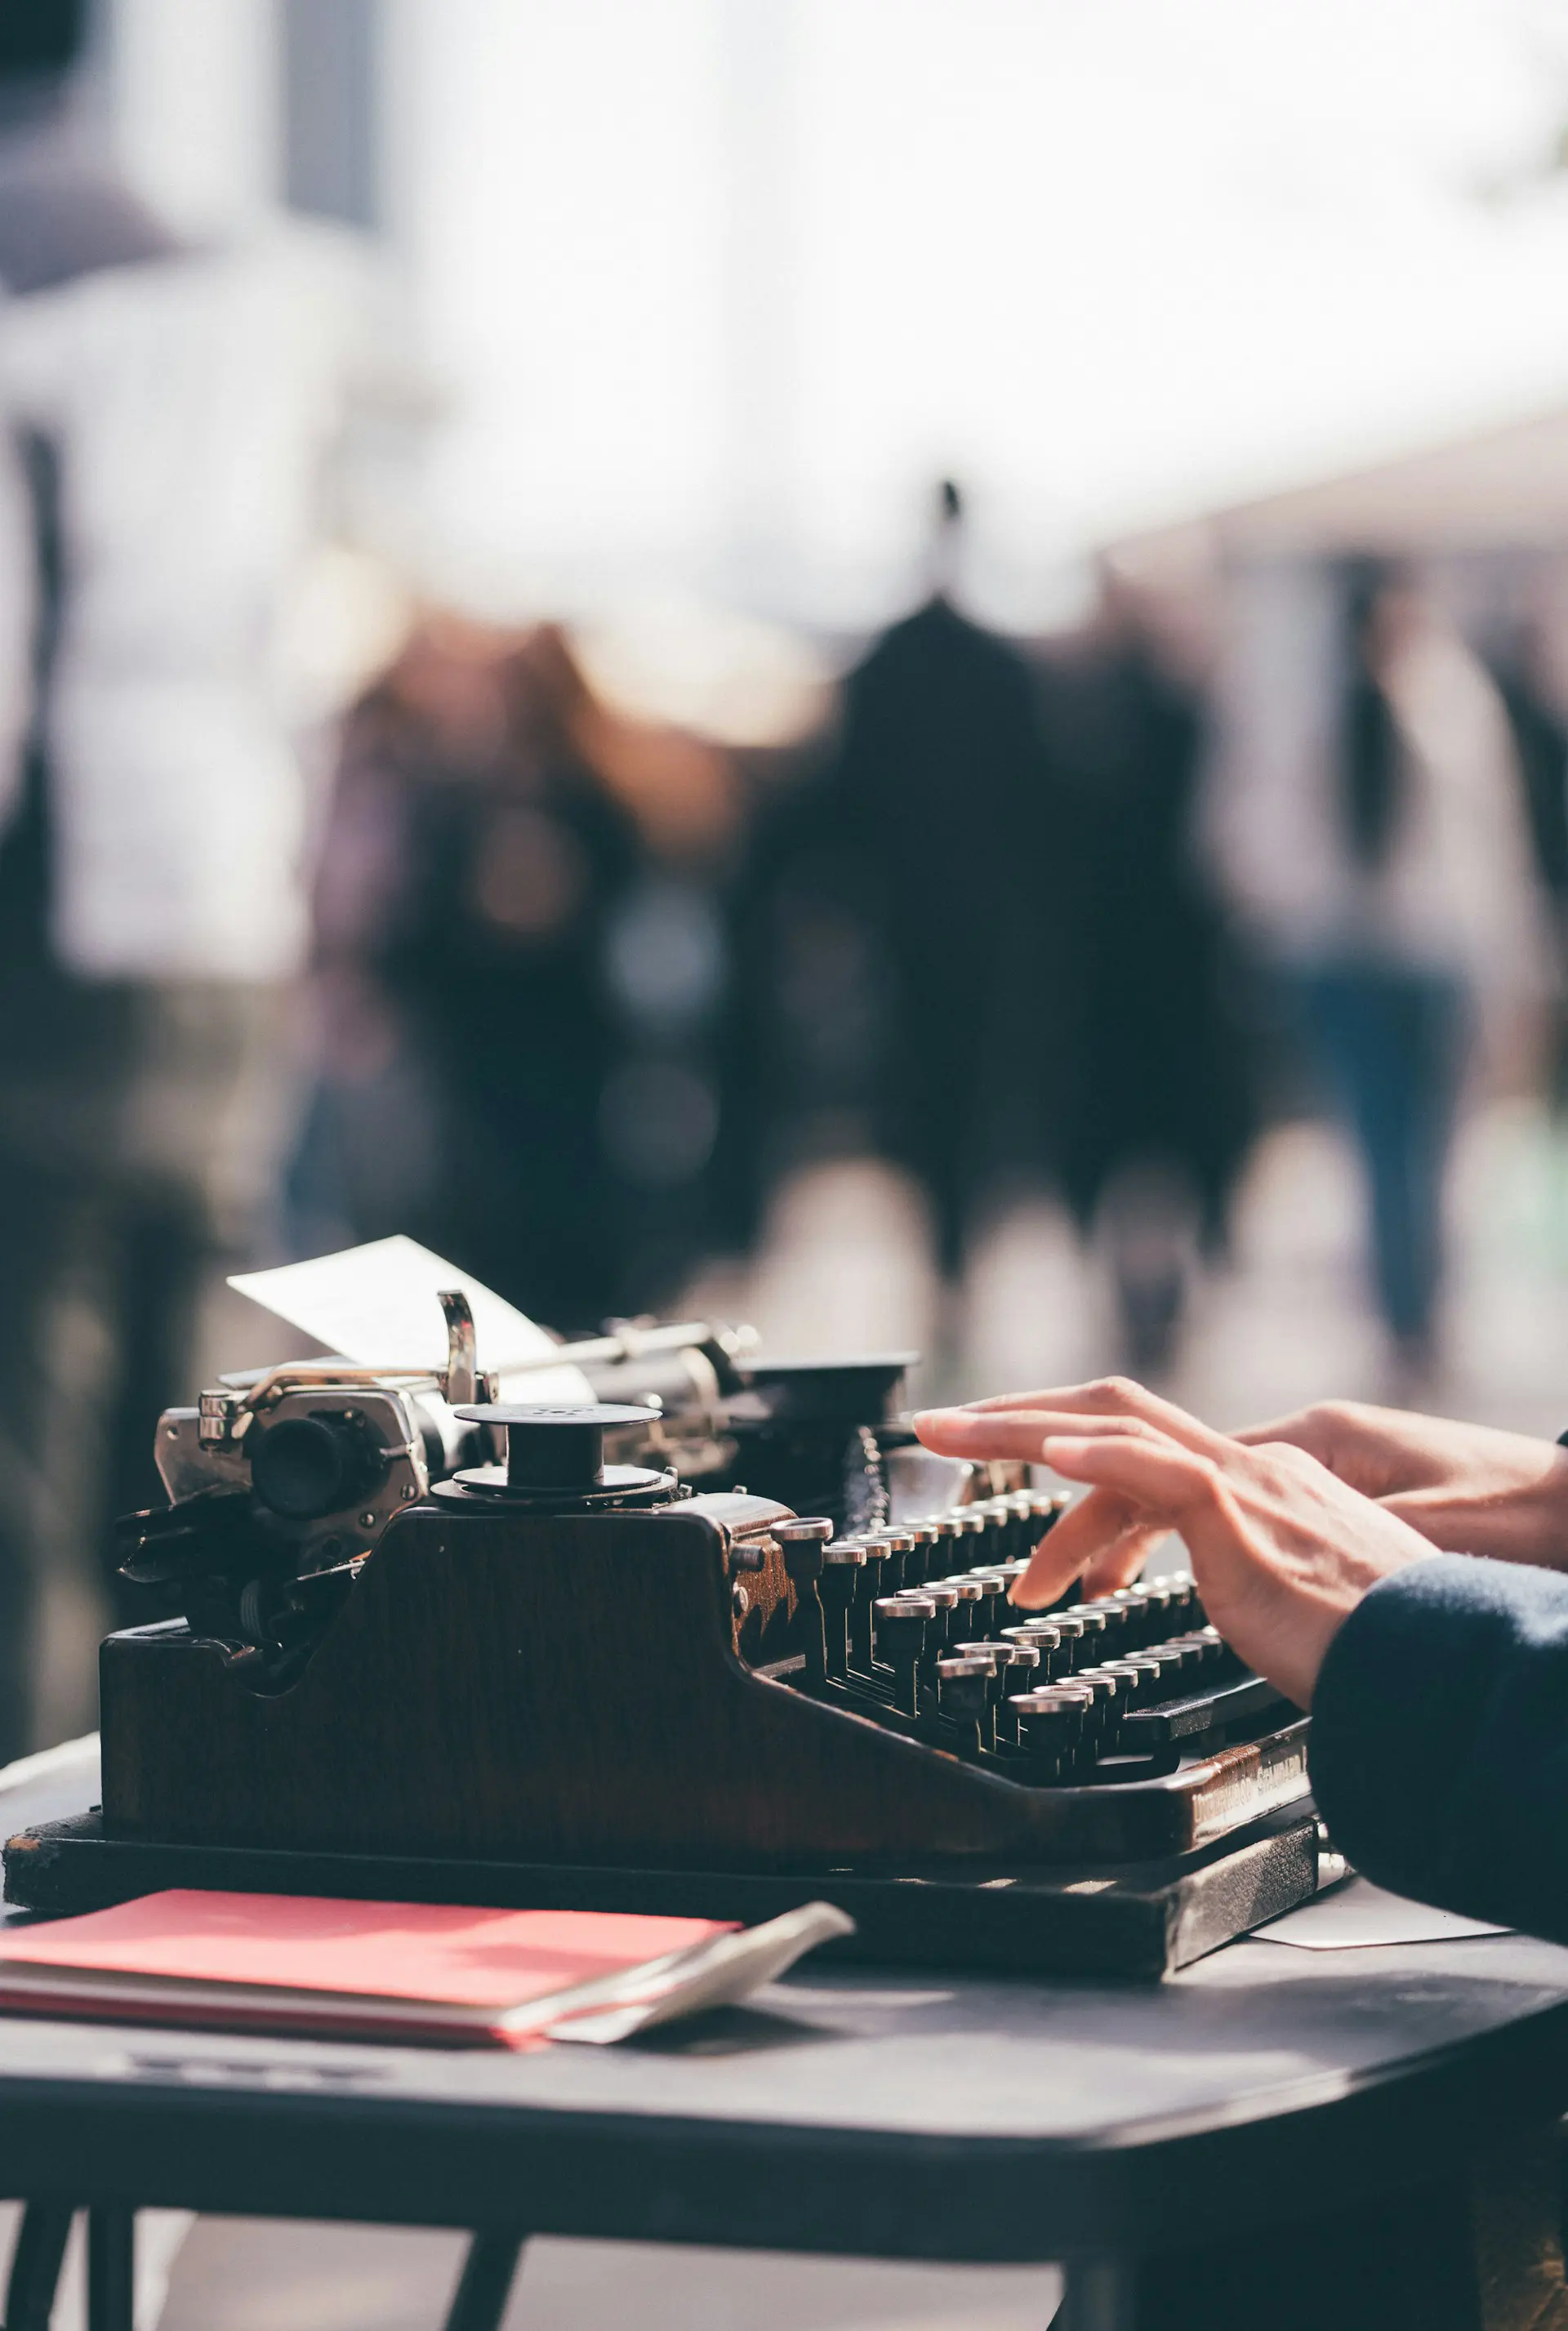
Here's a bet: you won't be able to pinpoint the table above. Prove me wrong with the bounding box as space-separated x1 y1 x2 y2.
3 1742 1568 2331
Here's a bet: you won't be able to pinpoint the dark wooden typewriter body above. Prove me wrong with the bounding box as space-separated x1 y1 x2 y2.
10 1402 1330 1974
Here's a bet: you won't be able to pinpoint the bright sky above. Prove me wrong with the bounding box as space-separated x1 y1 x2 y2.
391 0 1568 624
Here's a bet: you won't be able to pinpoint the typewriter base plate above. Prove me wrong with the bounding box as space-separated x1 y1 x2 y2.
4 1805 1326 1978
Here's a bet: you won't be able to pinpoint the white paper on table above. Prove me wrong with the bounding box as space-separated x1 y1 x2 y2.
228 1237 593 1403
1254 1875 1508 1950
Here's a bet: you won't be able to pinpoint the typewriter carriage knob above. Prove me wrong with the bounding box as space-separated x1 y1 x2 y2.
449 1402 669 1507
250 1411 381 1523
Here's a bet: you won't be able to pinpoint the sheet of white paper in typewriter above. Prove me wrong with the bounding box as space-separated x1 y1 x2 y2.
229 1237 594 1402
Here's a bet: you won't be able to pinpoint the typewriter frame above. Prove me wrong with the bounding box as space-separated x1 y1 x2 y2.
6 1490 1330 1974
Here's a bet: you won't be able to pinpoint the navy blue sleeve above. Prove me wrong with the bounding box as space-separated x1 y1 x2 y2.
1310 1553 1568 1941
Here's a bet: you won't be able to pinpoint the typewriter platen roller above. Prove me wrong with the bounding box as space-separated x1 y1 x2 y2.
4 1299 1335 1975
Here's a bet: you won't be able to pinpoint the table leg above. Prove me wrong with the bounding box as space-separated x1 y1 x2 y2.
443 2231 528 2331
1058 2171 1489 2331
6 2202 74 2331
87 2206 135 2331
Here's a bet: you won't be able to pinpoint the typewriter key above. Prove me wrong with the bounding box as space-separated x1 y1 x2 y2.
1164 1572 1198 1626
1072 1665 1124 1748
819 1539 865 1682
1137 1642 1188 1694
1002 1639 1042 1686
939 1575 986 1645
1066 1604 1109 1650
1051 1611 1086 1671
1173 1628 1223 1672
965 1570 1009 1633
906 1520 943 1589
936 1656 991 1751
880 1527 916 1595
906 1579 960 1664
1025 1491 1064 1554
953 1641 1011 1749
1016 1683 1092 1779
1003 1620 1063 1679
1118 1651 1168 1705
1106 1586 1148 1647
775 1518 834 1687
1076 1598 1128 1650
1140 1580 1174 1632
982 1641 1032 1742
875 1595 933 1717
1096 1660 1145 1727
852 1535 893 1672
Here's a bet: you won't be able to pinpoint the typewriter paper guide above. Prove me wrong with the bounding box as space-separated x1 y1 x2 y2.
228 1237 593 1402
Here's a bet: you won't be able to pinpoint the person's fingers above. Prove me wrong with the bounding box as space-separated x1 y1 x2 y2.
1009 1485 1152 1608
1080 1525 1169 1598
1040 1431 1217 1522
914 1406 1175 1469
954 1379 1228 1458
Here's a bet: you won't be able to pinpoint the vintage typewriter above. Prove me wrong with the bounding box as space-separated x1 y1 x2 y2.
5 1290 1336 1974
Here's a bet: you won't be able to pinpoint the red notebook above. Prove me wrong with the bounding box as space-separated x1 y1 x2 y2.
0 1892 737 2049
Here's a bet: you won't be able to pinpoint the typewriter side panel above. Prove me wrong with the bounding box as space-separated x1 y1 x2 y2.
99 1502 1307 1869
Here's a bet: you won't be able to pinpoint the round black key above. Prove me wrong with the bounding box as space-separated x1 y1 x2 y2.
1067 1604 1109 1650
875 1595 933 1716
936 1656 991 1745
1164 1573 1197 1627
1073 1665 1124 1746
995 1639 1040 1738
1098 1657 1145 1714
1137 1642 1189 1694
907 1580 960 1662
942 1576 986 1644
849 1535 893 1673
818 1539 865 1681
966 1570 1009 1633
775 1516 834 1573
906 1520 943 1587
1120 1651 1168 1702
1013 1691 1077 1775
1078 1598 1128 1650
1003 1620 1062 1680
872 1527 915 1596
1051 1611 1086 1671
776 1518 834 1685
1017 1683 1092 1778
1140 1580 1174 1632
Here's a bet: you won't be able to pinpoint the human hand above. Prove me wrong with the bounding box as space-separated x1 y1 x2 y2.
913 1378 1434 1707
1232 1402 1568 1571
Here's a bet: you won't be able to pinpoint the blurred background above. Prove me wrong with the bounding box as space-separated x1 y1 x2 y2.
9 3 1568 2319
14 0 1568 1759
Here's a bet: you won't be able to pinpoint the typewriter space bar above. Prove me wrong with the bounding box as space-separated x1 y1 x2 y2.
1120 1674 1294 1746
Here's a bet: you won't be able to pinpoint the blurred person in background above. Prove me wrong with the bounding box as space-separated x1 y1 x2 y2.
301 617 738 1329
0 0 346 1757
1205 555 1553 1390
1482 592 1568 1107
1034 565 1255 1373
751 483 1043 1290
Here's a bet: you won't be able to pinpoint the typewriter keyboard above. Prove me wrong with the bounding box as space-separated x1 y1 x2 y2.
766 1490 1290 1785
